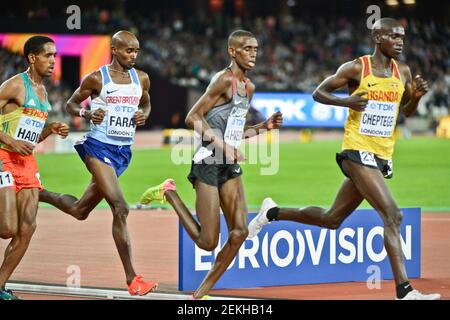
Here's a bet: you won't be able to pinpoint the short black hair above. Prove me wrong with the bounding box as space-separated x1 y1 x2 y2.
228 30 255 47
23 36 55 63
371 18 402 37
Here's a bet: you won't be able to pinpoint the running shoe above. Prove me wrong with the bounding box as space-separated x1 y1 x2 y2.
0 289 21 300
247 197 278 239
128 275 158 296
397 290 441 300
139 179 176 205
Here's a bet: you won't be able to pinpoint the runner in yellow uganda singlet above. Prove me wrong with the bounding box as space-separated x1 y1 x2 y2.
342 55 405 160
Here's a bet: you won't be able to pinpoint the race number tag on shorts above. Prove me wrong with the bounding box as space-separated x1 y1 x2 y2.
106 105 137 138
13 116 45 146
224 106 247 148
193 146 213 164
359 151 377 167
359 100 397 137
386 159 393 177
0 171 14 188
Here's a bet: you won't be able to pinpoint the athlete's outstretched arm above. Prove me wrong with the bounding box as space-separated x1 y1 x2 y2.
66 71 105 124
0 77 34 155
312 60 368 112
133 71 151 126
398 64 429 117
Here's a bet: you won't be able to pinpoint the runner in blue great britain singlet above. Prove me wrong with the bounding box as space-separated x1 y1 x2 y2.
74 65 142 177
38 31 157 296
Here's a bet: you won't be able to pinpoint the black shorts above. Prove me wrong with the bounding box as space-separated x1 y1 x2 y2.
187 162 243 189
336 150 393 179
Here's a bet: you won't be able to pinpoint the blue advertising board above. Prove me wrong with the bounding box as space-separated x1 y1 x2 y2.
251 92 349 128
179 208 421 291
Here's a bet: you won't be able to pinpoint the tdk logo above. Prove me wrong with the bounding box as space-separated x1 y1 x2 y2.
195 226 412 271
250 92 349 127
367 102 395 112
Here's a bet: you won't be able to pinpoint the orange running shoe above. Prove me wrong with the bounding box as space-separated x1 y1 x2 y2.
128 275 158 296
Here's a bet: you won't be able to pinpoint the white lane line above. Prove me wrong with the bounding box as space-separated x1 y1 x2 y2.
7 282 254 300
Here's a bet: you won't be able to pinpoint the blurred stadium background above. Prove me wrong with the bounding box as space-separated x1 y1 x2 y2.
0 0 449 300
1 0 448 208
1 0 449 132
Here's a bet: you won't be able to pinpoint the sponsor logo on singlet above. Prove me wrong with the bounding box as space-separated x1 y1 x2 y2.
13 108 48 145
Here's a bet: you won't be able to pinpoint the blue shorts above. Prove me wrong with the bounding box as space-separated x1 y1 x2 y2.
74 137 132 177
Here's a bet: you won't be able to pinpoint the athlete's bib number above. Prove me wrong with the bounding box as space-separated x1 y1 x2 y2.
224 107 247 148
0 171 14 188
359 151 377 167
359 100 397 137
106 106 137 138
13 116 45 146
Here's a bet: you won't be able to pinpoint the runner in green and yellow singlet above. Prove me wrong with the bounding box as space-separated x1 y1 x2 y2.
0 36 69 300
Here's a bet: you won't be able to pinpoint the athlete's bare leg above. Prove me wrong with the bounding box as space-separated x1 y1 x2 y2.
39 181 104 220
194 176 248 298
0 188 38 288
341 159 408 285
164 178 248 298
0 188 18 240
276 159 407 284
165 181 221 251
83 155 136 284
277 177 364 229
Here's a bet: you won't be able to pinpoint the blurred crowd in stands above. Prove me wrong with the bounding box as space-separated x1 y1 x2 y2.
1 3 448 131
131 13 449 121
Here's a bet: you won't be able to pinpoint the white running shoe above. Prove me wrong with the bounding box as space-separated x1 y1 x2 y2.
247 197 278 239
397 290 441 300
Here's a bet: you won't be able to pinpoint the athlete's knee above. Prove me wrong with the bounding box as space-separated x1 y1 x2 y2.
199 233 219 251
200 241 218 252
0 224 17 239
111 201 129 219
326 222 341 230
75 210 90 221
383 207 403 228
228 227 248 247
38 189 49 202
69 199 93 220
322 213 343 230
18 221 37 240
329 218 344 230
197 233 219 251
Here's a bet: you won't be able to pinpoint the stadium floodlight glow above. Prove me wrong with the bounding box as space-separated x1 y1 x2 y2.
386 0 399 5
287 0 296 7
403 0 416 4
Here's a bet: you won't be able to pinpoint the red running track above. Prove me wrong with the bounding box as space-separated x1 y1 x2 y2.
1 209 448 300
